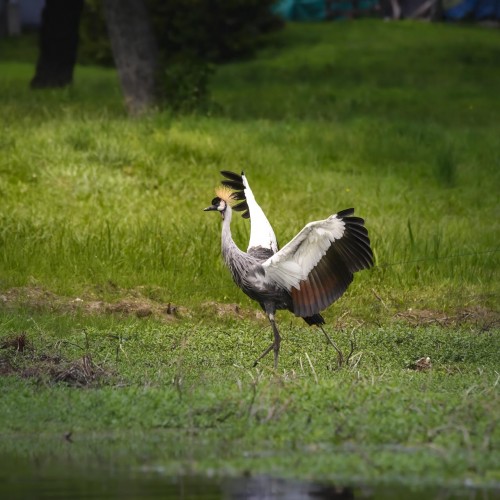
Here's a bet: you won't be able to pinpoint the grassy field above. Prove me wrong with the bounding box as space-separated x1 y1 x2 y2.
0 20 499 493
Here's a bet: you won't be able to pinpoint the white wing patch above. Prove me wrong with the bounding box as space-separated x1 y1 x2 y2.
262 215 346 290
243 174 279 253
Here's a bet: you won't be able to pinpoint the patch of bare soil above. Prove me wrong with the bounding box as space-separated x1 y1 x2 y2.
1 286 498 331
0 332 110 386
0 286 270 326
201 301 266 321
0 286 185 321
395 306 499 331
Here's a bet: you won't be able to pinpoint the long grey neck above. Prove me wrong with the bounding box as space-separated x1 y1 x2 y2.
221 206 247 276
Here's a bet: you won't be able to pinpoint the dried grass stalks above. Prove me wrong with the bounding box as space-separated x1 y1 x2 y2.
0 333 110 387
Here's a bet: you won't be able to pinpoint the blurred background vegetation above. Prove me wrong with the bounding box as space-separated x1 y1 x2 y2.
79 0 284 111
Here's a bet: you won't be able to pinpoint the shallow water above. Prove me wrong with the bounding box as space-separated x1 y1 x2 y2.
1 458 497 500
1 433 498 499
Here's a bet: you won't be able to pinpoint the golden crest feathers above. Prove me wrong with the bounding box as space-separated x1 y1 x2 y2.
215 185 236 204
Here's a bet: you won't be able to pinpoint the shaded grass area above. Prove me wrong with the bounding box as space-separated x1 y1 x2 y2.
215 22 500 126
0 20 499 490
0 113 498 315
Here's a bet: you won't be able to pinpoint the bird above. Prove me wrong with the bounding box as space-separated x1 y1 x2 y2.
204 170 373 369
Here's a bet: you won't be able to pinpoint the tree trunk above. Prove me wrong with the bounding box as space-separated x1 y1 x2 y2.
31 0 84 89
102 0 159 115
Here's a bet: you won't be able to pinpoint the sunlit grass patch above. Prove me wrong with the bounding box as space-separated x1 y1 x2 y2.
0 108 497 311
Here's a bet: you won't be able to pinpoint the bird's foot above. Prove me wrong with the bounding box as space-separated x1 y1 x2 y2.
252 343 274 367
318 325 344 367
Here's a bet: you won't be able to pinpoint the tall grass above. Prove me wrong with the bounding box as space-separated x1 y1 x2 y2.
0 21 498 316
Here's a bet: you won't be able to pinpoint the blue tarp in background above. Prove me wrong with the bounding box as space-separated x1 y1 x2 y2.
274 0 379 20
274 0 325 20
443 0 500 19
274 0 500 20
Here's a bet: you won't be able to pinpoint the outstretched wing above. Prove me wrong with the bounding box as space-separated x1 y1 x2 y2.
261 209 373 318
221 170 278 254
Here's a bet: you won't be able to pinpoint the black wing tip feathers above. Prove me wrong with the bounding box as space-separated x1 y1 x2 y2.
219 170 249 221
221 179 245 191
337 208 355 218
232 200 249 212
333 208 374 271
343 218 374 270
220 170 243 182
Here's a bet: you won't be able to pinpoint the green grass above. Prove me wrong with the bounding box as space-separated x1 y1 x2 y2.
0 311 499 488
0 20 499 490
0 22 498 316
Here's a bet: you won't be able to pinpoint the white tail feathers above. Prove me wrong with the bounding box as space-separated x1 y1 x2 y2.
242 173 279 253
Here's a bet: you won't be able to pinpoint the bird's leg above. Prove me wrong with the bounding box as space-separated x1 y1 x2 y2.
252 343 274 367
252 313 281 369
317 324 344 367
269 313 281 369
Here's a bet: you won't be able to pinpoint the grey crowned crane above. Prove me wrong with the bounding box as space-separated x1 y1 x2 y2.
204 171 373 368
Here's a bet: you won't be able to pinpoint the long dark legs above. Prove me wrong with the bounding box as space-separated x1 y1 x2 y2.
317 324 344 366
252 316 345 368
252 343 273 367
270 314 281 369
252 317 345 369
252 312 281 369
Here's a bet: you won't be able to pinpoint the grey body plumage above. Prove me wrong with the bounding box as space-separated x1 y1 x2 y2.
220 207 292 313
205 171 373 368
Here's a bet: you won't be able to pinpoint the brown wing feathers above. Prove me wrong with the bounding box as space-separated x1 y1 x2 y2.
292 245 352 317
292 210 373 318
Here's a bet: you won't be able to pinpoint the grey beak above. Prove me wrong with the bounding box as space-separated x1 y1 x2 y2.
204 205 217 212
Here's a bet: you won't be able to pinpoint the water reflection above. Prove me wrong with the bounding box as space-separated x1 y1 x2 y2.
222 476 354 499
0 442 498 500
2 461 354 500
1 461 497 500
